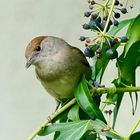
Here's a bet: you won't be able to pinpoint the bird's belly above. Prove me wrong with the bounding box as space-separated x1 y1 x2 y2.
40 76 76 101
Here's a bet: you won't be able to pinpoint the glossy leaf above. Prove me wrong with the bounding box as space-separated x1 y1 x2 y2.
112 78 124 128
112 90 124 129
92 18 130 83
74 76 106 123
125 14 140 56
53 108 70 123
92 46 109 83
80 131 96 140
109 18 134 36
112 14 140 126
113 40 140 127
38 119 124 140
67 104 80 121
53 107 71 139
130 131 140 140
117 40 140 85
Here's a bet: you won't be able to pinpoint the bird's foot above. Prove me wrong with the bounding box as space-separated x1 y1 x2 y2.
55 102 61 112
47 115 52 123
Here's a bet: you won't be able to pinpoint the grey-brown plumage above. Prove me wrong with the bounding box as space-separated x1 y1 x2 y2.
25 36 91 103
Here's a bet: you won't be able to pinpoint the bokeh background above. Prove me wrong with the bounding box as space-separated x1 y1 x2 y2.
0 0 140 140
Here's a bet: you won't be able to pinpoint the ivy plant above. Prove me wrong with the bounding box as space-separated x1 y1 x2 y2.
28 0 140 140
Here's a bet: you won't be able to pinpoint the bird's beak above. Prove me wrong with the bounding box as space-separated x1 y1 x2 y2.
26 58 34 68
26 53 37 68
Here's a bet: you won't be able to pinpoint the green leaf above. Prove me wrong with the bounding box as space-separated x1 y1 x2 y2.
125 14 140 56
130 131 140 140
109 18 134 36
114 41 140 126
92 42 120 84
129 92 138 115
53 107 71 139
53 108 70 123
113 15 140 126
92 47 109 83
80 131 97 140
117 40 140 85
38 119 124 140
112 90 124 129
53 132 60 140
74 76 106 123
67 104 80 121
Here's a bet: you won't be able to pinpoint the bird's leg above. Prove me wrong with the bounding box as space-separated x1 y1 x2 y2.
55 101 61 111
43 101 60 127
41 104 59 128
54 99 71 111
40 115 52 131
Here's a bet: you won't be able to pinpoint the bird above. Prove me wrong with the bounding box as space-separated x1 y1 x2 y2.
25 36 92 109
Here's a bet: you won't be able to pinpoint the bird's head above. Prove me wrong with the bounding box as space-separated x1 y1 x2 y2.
25 36 47 68
25 36 68 68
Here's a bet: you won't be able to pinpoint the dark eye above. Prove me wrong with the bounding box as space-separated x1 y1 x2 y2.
36 46 41 51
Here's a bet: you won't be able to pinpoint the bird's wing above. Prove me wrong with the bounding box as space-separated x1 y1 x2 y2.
71 46 91 68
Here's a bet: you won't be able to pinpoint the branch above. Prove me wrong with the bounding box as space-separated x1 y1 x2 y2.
28 98 76 140
28 86 140 140
93 86 140 96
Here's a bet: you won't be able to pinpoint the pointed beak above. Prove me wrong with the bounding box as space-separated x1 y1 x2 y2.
26 58 34 68
25 53 38 68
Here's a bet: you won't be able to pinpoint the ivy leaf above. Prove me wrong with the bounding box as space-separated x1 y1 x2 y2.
80 131 97 140
112 14 140 127
67 104 80 121
53 108 70 123
113 40 140 127
130 131 140 140
109 18 134 36
125 14 140 56
112 89 124 129
92 17 133 84
38 119 124 140
92 46 109 83
92 42 120 84
74 76 106 123
117 41 140 85
53 107 71 139
117 41 140 86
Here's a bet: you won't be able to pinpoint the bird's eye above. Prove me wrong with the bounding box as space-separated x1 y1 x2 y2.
36 46 41 51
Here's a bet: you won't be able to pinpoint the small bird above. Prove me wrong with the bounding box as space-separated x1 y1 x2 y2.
25 36 91 108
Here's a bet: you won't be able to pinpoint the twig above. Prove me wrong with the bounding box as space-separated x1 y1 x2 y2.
28 98 76 140
28 86 140 140
95 86 140 95
103 0 116 35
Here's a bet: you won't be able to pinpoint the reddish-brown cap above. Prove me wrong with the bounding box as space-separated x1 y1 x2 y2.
25 36 47 59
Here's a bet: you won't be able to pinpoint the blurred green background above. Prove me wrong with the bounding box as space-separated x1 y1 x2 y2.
0 0 139 140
